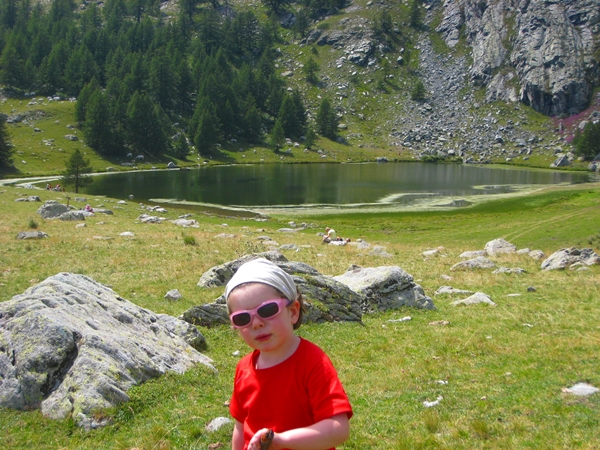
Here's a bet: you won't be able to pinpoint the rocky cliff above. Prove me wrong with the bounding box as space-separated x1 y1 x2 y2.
436 0 599 116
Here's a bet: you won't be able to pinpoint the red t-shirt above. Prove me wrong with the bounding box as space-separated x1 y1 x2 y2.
230 337 353 450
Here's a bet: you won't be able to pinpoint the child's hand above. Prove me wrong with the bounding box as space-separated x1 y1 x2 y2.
249 428 275 450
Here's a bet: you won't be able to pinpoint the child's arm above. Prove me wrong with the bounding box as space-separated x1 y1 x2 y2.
249 413 350 450
232 420 245 450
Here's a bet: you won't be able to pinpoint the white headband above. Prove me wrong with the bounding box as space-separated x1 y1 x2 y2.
225 258 298 303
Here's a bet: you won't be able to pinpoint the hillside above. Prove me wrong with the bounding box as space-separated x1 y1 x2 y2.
0 0 599 177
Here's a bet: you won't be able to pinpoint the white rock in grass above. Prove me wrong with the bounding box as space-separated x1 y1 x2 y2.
120 231 134 237
563 383 599 396
451 292 496 306
206 416 232 432
423 396 443 407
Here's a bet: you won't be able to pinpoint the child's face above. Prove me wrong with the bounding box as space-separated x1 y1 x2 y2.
228 283 300 354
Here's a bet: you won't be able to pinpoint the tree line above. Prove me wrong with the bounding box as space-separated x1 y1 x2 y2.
0 0 342 162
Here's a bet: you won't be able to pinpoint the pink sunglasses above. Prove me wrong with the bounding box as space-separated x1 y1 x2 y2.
229 298 291 328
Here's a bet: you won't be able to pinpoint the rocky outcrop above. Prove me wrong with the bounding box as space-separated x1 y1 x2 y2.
0 273 213 429
187 252 434 326
436 0 599 116
541 247 600 270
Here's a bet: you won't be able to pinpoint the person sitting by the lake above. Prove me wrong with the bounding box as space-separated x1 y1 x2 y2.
226 258 353 450
85 204 94 213
322 227 337 243
46 183 51 190
54 184 61 191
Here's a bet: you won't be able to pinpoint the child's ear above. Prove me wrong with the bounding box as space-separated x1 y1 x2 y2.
289 300 301 324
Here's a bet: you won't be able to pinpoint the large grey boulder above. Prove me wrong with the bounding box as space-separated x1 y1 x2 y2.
59 211 86 221
333 266 435 311
37 200 68 219
541 247 600 270
0 273 213 430
189 253 432 327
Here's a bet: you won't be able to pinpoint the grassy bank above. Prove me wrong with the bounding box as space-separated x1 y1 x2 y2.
1 183 599 449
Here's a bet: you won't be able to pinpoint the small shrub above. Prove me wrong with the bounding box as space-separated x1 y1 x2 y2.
28 218 38 229
183 235 196 246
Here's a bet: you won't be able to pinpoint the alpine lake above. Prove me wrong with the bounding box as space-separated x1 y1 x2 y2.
80 162 594 216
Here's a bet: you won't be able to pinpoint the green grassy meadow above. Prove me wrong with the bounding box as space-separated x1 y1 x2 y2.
1 180 599 449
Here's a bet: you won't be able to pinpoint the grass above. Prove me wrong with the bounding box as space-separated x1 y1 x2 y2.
1 180 599 449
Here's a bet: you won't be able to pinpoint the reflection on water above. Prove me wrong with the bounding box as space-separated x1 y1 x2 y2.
82 163 590 208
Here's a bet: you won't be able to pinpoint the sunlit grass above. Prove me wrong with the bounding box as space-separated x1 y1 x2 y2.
1 182 599 448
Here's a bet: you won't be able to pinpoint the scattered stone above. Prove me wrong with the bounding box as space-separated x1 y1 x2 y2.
172 218 199 227
528 250 546 260
450 256 496 271
562 383 599 397
75 223 86 229
492 267 527 274
215 233 236 239
206 417 232 432
459 250 486 258
280 243 299 251
120 231 134 237
451 292 496 306
429 320 450 326
164 289 183 301
527 286 537 292
423 396 443 407
484 238 516 255
15 196 41 202
435 286 474 295
16 231 49 240
388 316 411 323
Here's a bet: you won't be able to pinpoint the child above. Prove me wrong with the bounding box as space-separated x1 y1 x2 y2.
226 258 352 450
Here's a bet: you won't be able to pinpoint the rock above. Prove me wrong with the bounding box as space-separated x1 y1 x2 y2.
459 250 486 258
37 200 68 219
164 289 183 301
541 247 600 270
15 196 41 202
120 231 134 237
334 266 435 311
492 267 527 274
16 231 49 240
422 249 439 257
64 134 78 141
206 417 233 432
172 218 199 228
484 238 516 255
435 286 474 296
0 273 213 429
59 211 86 221
280 244 299 251
562 383 599 397
528 250 546 260
450 256 496 271
451 292 496 306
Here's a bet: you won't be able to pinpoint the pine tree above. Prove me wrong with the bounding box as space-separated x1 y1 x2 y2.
304 56 319 84
316 97 338 139
84 90 114 154
0 42 25 89
573 121 600 160
0 115 14 169
126 91 169 156
61 149 93 193
411 79 426 101
270 118 285 150
193 97 222 155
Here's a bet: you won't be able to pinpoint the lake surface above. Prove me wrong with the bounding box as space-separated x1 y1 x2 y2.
82 163 591 212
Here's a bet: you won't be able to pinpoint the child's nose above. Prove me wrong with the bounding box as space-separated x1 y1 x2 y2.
251 313 265 328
